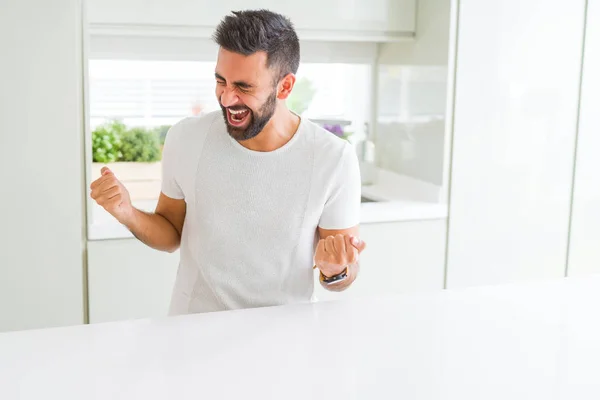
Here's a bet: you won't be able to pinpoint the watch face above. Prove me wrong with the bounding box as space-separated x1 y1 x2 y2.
325 274 348 285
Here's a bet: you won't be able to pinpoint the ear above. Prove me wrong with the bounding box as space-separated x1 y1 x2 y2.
277 73 296 100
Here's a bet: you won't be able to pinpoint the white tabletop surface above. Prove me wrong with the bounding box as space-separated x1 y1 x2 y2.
1 276 600 400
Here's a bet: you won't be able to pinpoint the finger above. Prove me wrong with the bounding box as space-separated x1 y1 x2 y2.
97 177 120 194
343 236 358 263
334 234 346 254
325 236 335 253
315 239 326 257
314 240 326 269
90 170 114 190
90 176 103 190
95 186 120 204
349 236 367 253
344 235 353 253
101 166 112 176
91 178 118 200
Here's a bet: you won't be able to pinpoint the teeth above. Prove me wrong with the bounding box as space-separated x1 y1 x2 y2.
229 109 247 115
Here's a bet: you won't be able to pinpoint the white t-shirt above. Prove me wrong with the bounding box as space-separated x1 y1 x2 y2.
161 111 361 315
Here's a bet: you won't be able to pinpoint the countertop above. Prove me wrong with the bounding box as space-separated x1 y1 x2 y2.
2 275 599 399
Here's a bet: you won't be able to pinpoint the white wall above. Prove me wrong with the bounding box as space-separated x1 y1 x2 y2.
567 0 600 277
446 0 586 288
375 0 452 186
0 0 85 332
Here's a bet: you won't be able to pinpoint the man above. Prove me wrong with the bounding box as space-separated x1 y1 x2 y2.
90 9 366 315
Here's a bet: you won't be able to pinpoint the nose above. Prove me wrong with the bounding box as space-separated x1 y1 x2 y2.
219 86 239 108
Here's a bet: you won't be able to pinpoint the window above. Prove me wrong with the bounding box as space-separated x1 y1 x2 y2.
88 59 372 236
374 65 449 191
89 60 220 130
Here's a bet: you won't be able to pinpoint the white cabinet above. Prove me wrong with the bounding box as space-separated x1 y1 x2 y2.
0 0 85 333
446 0 586 288
567 0 600 277
315 219 447 302
88 219 447 322
87 240 179 323
86 0 416 41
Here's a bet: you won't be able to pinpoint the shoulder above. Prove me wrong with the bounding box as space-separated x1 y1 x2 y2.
303 119 356 167
164 111 222 147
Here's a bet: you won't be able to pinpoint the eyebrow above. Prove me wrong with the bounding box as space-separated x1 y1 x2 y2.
214 72 254 89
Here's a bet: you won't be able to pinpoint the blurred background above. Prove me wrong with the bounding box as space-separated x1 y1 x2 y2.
1 0 598 332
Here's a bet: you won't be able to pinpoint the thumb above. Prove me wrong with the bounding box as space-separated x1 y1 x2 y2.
101 166 112 176
350 236 366 253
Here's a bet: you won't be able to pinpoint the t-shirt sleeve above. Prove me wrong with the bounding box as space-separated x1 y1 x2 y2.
318 142 362 230
160 124 185 200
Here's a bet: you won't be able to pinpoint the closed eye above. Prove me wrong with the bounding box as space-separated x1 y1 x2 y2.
215 72 226 86
235 85 251 94
214 72 254 93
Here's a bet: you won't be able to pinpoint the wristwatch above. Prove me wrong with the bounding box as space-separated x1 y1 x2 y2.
318 265 349 285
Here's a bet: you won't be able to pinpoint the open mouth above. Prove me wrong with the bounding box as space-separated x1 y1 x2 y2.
227 107 251 127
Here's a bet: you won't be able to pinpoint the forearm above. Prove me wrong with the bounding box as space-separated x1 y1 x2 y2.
122 208 182 253
319 261 359 292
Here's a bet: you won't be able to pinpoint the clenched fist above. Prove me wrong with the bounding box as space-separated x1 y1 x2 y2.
90 167 133 224
314 234 366 278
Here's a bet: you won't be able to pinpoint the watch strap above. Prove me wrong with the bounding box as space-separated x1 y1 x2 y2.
319 265 349 285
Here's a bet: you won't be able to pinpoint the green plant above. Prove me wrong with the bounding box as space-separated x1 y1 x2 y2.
119 127 162 162
287 77 316 115
91 120 125 163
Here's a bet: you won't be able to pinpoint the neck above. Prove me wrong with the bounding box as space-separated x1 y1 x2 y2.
239 103 301 152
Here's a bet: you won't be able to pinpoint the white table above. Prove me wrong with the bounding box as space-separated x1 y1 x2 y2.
2 276 600 400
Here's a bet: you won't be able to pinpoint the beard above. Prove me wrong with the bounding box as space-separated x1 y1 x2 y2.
220 89 277 141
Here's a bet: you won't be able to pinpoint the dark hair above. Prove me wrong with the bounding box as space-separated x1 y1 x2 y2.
212 9 300 81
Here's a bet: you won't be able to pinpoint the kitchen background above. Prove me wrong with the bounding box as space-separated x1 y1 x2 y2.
84 0 452 323
1 0 599 332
